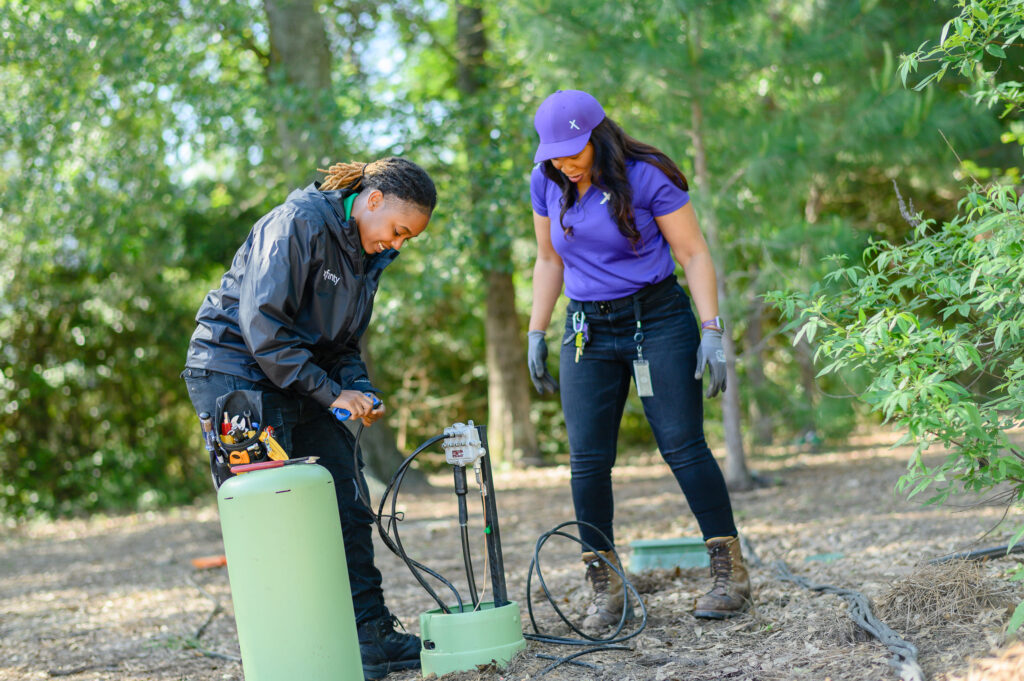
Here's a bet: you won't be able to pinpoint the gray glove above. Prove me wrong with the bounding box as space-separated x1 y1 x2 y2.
695 328 727 398
527 330 559 394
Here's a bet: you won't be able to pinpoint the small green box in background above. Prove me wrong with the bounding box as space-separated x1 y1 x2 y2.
629 537 709 571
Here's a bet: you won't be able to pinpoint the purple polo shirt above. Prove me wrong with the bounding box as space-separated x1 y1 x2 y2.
531 159 690 301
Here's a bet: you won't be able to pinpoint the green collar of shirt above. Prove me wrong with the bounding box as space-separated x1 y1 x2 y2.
344 192 356 221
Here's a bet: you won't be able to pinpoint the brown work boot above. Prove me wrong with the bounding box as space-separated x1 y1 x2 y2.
581 549 633 633
693 536 751 619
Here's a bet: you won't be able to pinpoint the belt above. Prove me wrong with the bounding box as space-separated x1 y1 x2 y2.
573 275 677 315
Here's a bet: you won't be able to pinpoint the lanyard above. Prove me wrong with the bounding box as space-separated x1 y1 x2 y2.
632 296 645 361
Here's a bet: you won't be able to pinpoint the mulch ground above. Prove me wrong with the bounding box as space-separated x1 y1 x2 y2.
2 431 1022 681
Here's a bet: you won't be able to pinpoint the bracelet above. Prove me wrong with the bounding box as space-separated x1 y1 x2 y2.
701 316 723 332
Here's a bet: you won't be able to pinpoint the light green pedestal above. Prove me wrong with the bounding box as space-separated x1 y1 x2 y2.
218 464 363 681
419 601 526 677
629 537 709 571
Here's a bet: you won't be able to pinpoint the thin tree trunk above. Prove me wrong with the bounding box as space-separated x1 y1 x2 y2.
484 269 540 465
456 1 540 466
690 98 752 491
794 337 820 445
744 296 774 447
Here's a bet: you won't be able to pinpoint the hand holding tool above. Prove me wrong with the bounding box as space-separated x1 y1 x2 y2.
332 393 383 421
527 330 559 394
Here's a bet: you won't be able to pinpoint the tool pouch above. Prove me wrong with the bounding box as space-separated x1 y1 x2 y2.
210 390 288 488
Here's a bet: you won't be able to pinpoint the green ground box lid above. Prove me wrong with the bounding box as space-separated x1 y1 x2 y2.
629 537 709 571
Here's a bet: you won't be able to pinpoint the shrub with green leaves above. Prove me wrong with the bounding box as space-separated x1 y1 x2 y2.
771 0 1024 633
770 186 1023 505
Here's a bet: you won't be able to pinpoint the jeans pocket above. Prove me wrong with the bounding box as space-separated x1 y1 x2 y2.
254 389 290 451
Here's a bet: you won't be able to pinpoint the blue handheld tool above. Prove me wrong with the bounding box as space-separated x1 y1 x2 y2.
332 393 383 421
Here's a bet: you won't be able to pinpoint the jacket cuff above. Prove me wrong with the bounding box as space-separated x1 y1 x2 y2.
310 379 343 409
345 377 377 395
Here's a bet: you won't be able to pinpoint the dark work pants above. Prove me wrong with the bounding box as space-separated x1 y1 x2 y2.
182 368 385 625
559 277 738 551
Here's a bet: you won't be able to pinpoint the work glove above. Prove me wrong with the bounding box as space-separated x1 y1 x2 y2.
527 330 559 394
695 328 727 398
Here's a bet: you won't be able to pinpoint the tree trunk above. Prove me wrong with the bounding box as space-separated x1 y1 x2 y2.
263 0 338 175
690 98 752 491
456 1 540 466
744 296 774 447
263 0 422 487
484 269 540 465
356 333 429 489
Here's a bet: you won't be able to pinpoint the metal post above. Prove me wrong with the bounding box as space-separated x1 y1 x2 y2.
476 425 508 607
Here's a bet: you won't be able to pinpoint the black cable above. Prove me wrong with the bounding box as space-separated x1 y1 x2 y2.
928 543 1024 564
343 421 463 614
523 520 647 675
348 421 645 676
537 645 629 676
454 465 479 608
377 432 465 614
774 560 924 681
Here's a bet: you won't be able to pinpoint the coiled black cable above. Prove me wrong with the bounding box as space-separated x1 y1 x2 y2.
523 520 646 673
348 421 645 675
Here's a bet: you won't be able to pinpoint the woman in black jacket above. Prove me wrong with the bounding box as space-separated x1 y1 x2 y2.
182 157 436 680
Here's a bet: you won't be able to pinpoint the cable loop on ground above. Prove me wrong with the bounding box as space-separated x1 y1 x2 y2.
773 560 924 681
524 520 648 674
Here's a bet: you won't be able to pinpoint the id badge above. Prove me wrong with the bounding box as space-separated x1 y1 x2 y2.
633 359 654 397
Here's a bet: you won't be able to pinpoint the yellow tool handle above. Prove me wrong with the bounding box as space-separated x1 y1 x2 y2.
259 430 289 461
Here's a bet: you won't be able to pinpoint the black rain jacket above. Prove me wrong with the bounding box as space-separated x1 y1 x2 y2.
184 183 397 408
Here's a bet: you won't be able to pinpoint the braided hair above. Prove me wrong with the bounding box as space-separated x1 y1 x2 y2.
318 157 437 215
542 117 688 248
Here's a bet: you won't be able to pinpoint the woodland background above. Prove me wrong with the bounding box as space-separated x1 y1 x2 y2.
1 0 1021 520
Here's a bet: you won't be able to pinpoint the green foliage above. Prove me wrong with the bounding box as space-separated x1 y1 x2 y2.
502 0 993 447
769 186 1024 504
772 0 1024 559
0 0 373 517
898 0 1024 115
2 0 1021 518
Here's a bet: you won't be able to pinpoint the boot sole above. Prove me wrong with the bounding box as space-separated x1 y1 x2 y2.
693 609 743 619
362 658 421 680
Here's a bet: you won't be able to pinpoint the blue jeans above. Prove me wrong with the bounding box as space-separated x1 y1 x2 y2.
181 368 385 625
559 276 737 551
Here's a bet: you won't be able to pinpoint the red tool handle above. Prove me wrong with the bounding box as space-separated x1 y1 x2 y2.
230 460 285 473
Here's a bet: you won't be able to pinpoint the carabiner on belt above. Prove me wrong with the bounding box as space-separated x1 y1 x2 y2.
572 310 589 363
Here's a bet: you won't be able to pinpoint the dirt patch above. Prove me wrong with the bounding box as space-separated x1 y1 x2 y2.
2 433 1023 681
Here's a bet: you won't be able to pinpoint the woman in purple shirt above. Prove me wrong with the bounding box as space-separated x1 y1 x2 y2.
526 90 750 630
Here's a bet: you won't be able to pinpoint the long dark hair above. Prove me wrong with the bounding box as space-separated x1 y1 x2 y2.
319 157 437 215
542 117 688 247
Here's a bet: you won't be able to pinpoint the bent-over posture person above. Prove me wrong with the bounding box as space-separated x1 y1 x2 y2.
183 158 435 679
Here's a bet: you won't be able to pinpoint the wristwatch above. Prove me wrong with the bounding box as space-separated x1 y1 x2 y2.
701 316 724 332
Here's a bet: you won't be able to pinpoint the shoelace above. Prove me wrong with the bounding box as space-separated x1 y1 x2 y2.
585 559 612 608
708 543 734 590
377 614 411 641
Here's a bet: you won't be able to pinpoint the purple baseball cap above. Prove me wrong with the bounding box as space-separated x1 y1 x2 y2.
533 90 606 163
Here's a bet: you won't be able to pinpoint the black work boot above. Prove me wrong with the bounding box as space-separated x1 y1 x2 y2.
358 609 421 680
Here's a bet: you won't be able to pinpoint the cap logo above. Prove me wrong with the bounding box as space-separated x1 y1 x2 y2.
569 119 580 130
